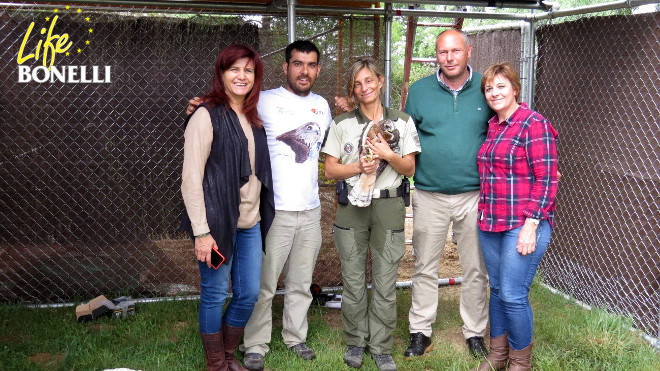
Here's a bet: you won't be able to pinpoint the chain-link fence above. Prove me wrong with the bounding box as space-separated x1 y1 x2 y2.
0 3 383 303
0 1 657 343
534 11 659 340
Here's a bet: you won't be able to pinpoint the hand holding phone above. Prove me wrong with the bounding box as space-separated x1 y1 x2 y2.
210 247 225 269
195 233 224 269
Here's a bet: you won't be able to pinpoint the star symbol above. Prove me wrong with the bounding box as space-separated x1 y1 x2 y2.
66 6 70 10
89 28 93 33
54 9 58 13
77 9 82 13
85 40 90 45
46 17 50 21
66 52 70 56
85 17 90 21
77 48 81 53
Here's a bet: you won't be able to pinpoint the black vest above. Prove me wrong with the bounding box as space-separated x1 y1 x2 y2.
181 103 274 262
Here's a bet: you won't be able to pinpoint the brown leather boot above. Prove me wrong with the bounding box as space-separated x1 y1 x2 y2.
200 332 229 371
222 323 247 371
473 334 509 371
508 342 533 371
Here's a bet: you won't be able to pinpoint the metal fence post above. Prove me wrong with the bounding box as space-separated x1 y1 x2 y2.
526 20 536 109
519 21 531 104
384 3 393 108
287 0 296 43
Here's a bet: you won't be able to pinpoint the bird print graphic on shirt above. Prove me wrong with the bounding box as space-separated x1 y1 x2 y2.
276 122 322 163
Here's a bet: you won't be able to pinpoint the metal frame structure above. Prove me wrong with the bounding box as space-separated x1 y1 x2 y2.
14 0 659 109
3 0 658 348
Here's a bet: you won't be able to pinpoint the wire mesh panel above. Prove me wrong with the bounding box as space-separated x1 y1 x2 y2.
469 28 522 76
534 12 660 338
0 1 657 345
0 3 383 303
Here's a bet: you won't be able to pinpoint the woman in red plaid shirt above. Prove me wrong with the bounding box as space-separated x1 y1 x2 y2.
474 62 558 371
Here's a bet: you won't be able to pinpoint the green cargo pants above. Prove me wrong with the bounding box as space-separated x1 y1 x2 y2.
333 196 406 355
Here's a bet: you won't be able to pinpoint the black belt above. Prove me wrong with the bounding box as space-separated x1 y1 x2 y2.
372 184 404 199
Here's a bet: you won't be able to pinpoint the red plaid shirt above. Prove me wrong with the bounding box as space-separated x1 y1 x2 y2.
477 103 559 232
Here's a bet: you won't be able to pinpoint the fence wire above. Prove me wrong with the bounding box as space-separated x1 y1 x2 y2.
0 2 657 344
0 3 383 303
534 12 659 339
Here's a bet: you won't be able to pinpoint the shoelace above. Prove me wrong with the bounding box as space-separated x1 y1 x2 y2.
410 334 425 347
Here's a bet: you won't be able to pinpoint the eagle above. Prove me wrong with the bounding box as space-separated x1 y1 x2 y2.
348 119 400 207
276 122 322 163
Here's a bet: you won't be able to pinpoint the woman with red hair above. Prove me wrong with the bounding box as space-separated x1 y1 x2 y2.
181 44 275 371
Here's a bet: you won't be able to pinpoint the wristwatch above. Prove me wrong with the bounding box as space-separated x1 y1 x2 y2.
526 218 540 225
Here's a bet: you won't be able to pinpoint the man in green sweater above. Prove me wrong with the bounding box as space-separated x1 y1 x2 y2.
402 28 492 359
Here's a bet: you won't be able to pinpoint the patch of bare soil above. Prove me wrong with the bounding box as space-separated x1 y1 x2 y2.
435 327 468 354
170 321 188 342
321 308 344 330
28 352 64 369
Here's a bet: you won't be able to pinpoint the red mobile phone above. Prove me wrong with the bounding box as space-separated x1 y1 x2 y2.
210 247 225 269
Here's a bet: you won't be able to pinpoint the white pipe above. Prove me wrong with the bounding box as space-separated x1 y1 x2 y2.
384 3 393 108
287 0 296 44
3 0 269 12
462 21 525 34
311 277 463 293
7 0 655 19
526 20 536 109
316 0 551 10
519 21 531 104
26 294 201 309
530 0 659 20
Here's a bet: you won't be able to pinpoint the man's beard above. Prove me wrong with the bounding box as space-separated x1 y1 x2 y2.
286 75 313 96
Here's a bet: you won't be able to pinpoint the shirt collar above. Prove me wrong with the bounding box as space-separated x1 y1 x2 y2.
437 65 473 93
489 102 530 126
355 104 392 125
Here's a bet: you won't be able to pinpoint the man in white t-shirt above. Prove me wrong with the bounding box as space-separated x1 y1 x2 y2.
241 40 331 370
187 41 331 371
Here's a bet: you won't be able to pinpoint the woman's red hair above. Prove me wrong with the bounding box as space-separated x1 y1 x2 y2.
203 44 263 128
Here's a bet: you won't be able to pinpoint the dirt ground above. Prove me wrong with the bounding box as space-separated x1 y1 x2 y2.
0 186 462 302
313 185 462 289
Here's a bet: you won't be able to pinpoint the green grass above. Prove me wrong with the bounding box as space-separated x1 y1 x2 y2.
0 281 657 370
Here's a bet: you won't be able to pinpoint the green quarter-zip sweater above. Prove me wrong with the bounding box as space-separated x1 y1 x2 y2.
404 68 493 194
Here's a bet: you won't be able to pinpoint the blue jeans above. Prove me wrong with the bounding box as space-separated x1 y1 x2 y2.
478 221 552 350
198 223 262 334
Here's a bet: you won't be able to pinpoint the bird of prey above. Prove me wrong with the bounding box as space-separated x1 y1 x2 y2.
348 119 400 207
276 122 322 163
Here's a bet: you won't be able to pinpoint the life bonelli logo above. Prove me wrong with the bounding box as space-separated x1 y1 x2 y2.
16 6 111 84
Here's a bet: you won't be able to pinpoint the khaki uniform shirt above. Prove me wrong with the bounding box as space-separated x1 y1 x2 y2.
322 106 421 189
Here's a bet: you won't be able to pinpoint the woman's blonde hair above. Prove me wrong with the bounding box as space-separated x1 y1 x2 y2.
481 62 522 103
346 57 384 108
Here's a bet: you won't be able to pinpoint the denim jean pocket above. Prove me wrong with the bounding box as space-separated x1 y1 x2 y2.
333 224 358 262
381 228 406 264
